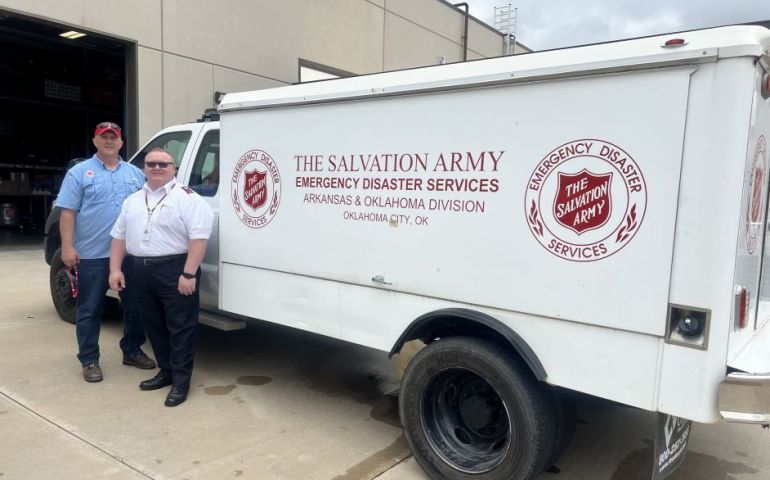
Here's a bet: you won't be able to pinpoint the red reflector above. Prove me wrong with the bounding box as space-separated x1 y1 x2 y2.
664 38 686 47
762 73 770 99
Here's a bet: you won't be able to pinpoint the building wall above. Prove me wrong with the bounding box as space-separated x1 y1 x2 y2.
0 0 504 144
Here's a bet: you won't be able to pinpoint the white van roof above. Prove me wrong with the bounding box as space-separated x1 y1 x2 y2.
219 26 770 112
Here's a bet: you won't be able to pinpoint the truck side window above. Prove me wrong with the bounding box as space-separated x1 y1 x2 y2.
188 130 220 197
130 131 193 171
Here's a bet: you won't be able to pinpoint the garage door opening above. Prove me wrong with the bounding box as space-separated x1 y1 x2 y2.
0 11 134 237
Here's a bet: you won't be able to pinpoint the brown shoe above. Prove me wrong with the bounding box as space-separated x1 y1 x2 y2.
122 351 157 370
83 363 103 383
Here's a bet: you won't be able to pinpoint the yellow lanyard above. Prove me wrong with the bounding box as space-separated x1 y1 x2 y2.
143 184 175 235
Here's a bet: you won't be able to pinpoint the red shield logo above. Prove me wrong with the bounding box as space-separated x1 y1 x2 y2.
243 169 267 210
553 169 612 234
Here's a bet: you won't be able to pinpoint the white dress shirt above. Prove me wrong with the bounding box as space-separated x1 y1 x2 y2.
111 179 214 256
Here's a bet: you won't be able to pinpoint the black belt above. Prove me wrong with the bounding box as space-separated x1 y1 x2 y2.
133 253 187 266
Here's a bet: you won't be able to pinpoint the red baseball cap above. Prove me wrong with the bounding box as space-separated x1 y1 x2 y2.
94 122 122 139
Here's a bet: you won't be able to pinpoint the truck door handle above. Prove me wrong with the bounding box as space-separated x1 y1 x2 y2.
371 275 392 286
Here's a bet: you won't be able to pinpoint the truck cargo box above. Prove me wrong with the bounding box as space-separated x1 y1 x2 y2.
218 25 770 480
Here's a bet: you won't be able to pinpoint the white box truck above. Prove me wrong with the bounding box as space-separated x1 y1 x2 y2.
44 25 770 480
216 25 770 480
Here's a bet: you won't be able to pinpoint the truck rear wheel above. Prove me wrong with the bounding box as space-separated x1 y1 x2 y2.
49 247 76 324
399 337 557 480
547 388 577 468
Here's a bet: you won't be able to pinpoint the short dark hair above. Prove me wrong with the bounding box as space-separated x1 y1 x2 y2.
144 148 176 167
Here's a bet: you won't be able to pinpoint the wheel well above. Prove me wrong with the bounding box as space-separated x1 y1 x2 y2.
389 308 547 381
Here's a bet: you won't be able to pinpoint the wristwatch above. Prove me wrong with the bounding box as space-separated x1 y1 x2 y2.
181 271 196 279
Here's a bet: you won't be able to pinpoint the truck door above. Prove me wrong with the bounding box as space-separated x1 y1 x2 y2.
182 126 220 309
729 62 770 366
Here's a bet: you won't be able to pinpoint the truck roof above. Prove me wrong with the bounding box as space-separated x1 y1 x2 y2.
219 25 770 112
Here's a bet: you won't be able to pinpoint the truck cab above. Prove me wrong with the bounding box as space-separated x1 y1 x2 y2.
45 114 237 328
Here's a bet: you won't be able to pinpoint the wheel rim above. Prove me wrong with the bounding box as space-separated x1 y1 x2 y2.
421 367 511 473
52 268 76 310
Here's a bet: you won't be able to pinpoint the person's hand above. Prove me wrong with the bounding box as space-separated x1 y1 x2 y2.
178 275 196 296
109 271 125 291
61 245 79 268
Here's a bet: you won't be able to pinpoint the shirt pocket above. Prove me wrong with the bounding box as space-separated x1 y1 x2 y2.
114 178 142 200
83 177 107 204
156 204 178 228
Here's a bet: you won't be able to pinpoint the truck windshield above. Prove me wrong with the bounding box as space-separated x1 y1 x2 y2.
130 130 193 170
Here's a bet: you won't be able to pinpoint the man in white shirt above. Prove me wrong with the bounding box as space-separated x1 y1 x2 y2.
109 148 214 406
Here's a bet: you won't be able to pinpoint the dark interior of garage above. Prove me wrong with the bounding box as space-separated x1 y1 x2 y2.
0 11 130 237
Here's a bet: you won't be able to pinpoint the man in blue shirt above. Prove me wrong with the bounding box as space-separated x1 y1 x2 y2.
57 122 156 382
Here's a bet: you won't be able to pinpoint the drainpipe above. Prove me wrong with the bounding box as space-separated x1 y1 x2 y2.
454 2 469 62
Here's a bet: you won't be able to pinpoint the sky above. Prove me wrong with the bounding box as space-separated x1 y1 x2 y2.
464 0 770 51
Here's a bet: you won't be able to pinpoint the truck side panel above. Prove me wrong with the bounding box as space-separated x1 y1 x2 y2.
221 260 662 411
220 67 691 337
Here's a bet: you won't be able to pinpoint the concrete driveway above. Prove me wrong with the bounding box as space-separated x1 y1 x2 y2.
1 249 769 480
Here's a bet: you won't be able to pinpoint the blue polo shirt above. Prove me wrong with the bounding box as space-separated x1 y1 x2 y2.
57 155 145 259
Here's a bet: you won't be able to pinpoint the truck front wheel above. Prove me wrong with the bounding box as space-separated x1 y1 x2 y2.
49 247 76 324
400 337 557 480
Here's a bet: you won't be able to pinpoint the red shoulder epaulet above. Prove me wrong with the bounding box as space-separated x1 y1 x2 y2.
182 186 194 194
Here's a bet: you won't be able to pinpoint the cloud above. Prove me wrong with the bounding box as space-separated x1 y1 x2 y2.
516 4 685 49
466 0 770 50
605 11 683 38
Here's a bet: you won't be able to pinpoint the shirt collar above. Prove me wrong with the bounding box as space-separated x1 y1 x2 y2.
93 154 124 169
143 178 178 194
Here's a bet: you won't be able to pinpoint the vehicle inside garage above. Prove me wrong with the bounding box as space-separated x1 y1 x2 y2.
0 11 130 236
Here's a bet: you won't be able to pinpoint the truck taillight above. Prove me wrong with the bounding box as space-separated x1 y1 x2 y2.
762 73 770 99
735 285 749 330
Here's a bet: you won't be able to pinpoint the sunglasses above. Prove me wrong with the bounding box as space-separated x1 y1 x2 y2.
146 162 174 169
96 121 120 129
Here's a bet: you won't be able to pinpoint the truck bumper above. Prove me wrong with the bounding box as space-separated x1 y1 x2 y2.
719 372 770 423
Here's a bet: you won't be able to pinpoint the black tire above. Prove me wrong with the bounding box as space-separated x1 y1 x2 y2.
49 247 76 324
546 388 577 468
399 337 557 480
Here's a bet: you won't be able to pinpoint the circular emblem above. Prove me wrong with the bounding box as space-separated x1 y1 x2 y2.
231 149 281 229
747 135 767 254
524 139 648 262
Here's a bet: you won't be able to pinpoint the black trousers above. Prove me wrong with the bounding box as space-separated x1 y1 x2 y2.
134 254 199 390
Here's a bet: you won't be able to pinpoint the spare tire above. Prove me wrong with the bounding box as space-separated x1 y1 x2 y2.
49 247 76 324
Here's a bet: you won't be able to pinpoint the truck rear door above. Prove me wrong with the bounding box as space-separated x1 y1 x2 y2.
730 62 770 370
